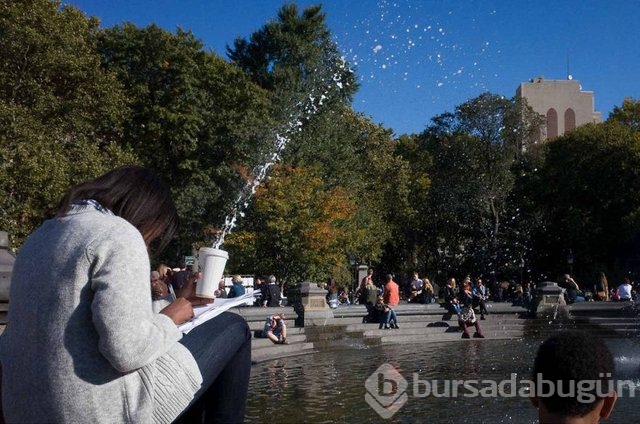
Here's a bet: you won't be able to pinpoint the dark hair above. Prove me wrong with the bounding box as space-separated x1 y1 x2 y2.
533 331 615 417
57 165 178 253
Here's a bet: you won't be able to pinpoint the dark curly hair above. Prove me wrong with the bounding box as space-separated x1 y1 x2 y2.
533 330 615 417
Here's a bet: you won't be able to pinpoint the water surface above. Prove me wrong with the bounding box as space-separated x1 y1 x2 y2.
246 338 640 423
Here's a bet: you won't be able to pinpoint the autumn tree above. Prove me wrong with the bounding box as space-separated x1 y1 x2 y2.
224 164 358 285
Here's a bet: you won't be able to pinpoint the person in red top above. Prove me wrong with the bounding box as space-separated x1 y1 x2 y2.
383 274 400 306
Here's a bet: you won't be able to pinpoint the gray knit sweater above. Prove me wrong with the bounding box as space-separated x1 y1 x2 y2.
0 205 202 423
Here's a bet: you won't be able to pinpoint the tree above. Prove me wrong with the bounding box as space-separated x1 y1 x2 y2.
227 3 357 114
417 93 542 278
608 97 640 132
0 0 134 247
224 164 358 285
518 121 640 280
96 23 274 258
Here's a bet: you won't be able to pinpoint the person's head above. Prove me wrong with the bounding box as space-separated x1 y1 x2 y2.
447 278 456 288
57 166 178 253
412 272 419 280
376 295 384 303
218 279 226 289
532 331 617 423
232 275 243 284
150 271 161 283
367 268 374 276
386 274 393 282
157 263 171 279
268 275 276 284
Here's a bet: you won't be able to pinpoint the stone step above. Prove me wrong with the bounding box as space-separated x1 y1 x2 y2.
247 319 298 331
251 334 307 348
577 317 640 325
251 342 315 364
344 319 527 332
360 324 526 338
378 330 525 344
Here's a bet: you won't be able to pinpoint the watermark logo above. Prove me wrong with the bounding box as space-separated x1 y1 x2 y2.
365 363 408 419
365 364 637 419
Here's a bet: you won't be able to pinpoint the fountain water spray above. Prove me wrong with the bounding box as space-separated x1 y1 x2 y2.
211 59 353 249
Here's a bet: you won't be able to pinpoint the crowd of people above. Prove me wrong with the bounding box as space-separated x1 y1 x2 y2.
559 273 639 304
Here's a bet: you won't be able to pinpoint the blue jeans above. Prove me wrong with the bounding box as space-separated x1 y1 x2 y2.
384 309 397 325
174 312 251 424
446 303 462 316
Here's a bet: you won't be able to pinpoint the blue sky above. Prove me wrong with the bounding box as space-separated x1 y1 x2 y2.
66 0 639 135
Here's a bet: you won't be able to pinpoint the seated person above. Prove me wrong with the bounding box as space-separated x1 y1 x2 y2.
616 277 633 301
262 313 288 344
408 272 423 303
531 330 617 424
562 274 585 303
150 270 174 313
472 278 488 319
227 274 246 298
338 288 351 305
214 279 227 298
325 278 340 308
421 278 435 304
373 295 399 329
443 278 462 318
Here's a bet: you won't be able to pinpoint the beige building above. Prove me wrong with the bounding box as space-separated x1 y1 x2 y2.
516 77 602 140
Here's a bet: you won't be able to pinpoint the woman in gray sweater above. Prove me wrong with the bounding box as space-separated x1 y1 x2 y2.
0 166 251 423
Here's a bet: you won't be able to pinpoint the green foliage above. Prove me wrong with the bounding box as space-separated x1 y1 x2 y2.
608 97 640 132
227 3 357 125
0 0 134 247
416 93 541 277
518 121 640 280
96 23 274 259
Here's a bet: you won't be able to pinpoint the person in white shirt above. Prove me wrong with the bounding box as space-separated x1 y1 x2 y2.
616 277 633 301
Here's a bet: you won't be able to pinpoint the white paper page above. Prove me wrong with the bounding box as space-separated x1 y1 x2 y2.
178 292 255 334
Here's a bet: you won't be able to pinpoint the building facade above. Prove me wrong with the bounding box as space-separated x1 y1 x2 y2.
516 77 602 140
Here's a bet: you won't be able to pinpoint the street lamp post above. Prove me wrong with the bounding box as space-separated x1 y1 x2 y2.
348 256 356 294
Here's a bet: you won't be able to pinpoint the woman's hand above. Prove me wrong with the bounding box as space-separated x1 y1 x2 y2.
160 297 194 325
177 272 214 307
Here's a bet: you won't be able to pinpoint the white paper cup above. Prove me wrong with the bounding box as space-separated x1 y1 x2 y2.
196 247 229 299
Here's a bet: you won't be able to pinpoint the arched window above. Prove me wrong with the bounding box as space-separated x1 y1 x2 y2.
565 108 576 133
546 108 558 139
